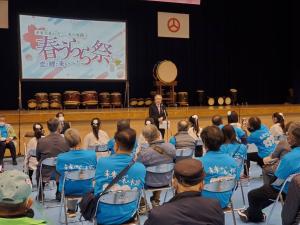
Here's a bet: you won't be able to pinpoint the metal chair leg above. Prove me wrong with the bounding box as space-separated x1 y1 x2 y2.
266 198 279 225
230 200 237 225
240 181 246 209
64 198 68 225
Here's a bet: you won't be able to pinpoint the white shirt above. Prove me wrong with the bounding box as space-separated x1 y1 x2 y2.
83 130 110 150
270 123 284 142
188 127 202 140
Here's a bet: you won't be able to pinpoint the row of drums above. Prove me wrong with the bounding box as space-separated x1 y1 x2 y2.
130 91 189 107
27 91 122 109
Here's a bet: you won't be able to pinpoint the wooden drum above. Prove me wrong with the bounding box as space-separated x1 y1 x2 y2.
177 92 189 106
99 92 111 108
154 60 178 84
129 98 138 107
35 92 49 109
137 98 145 107
111 92 122 108
63 91 80 108
82 91 98 107
144 98 152 107
27 99 37 110
49 93 62 109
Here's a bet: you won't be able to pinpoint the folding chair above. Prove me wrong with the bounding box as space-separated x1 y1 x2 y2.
266 173 300 225
94 190 142 225
204 176 237 225
175 148 194 161
143 163 175 211
59 169 96 225
233 155 247 210
37 157 58 207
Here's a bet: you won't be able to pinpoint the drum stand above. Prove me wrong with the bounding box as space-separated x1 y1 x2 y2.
155 81 177 106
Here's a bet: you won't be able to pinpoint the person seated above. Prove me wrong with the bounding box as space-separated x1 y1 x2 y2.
188 115 204 157
212 115 224 129
24 123 44 183
56 112 71 135
227 111 247 143
36 118 69 201
244 117 276 177
56 128 97 217
94 128 146 225
282 174 300 225
263 121 293 184
137 124 176 209
197 126 238 209
0 170 46 225
221 125 247 176
238 122 300 223
107 119 137 155
270 112 286 143
144 158 224 225
83 118 110 157
0 114 17 167
169 120 197 151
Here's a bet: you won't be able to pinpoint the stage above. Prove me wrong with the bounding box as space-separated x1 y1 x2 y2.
2 104 300 156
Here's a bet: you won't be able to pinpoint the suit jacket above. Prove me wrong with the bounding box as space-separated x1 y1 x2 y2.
60 121 71 134
149 103 167 128
144 191 224 225
282 175 300 225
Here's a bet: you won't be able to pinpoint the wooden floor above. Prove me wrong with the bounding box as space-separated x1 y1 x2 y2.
2 104 300 155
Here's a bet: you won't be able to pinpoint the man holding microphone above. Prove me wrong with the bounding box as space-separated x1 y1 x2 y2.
149 94 167 139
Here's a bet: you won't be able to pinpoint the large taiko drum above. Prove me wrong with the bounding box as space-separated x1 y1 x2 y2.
49 93 62 109
130 98 138 107
99 92 111 107
177 92 189 106
81 91 98 107
111 92 122 107
63 91 80 108
154 60 178 84
27 99 37 110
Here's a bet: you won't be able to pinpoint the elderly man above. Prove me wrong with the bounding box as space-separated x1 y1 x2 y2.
144 158 224 225
137 124 176 209
36 118 69 201
211 115 224 128
170 120 196 151
0 115 17 166
149 94 167 138
238 122 300 223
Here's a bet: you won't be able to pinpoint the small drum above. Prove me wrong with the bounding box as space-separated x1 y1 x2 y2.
49 93 62 109
99 92 111 107
111 92 122 107
27 99 37 110
217 97 224 105
63 91 80 108
177 92 189 106
208 97 215 106
154 60 178 84
82 91 98 107
129 98 138 107
137 98 145 107
225 97 232 105
144 98 152 106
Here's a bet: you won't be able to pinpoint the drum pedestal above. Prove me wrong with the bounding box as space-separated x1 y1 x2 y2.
155 81 177 106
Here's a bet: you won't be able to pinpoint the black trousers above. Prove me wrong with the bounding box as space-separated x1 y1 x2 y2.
0 141 16 165
159 129 165 139
244 152 264 176
247 184 283 222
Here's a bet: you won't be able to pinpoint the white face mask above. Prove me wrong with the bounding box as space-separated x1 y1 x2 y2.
58 116 64 122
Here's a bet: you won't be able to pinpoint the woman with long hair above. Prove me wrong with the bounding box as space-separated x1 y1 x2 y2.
270 112 285 143
188 115 203 157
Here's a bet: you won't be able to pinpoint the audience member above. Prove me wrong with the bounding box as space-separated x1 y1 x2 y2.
227 111 247 143
188 115 204 157
144 159 224 225
198 126 238 208
94 128 146 225
0 115 17 166
55 112 70 135
211 115 223 128
270 112 285 143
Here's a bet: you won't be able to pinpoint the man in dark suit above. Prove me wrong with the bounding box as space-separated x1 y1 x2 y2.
144 158 224 225
149 94 167 138
36 118 69 201
56 112 71 135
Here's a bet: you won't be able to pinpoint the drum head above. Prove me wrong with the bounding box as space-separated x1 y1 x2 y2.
208 98 215 106
218 97 224 105
156 60 177 83
225 97 232 105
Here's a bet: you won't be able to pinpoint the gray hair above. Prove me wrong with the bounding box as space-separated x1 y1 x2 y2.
288 122 300 146
142 124 160 143
178 120 189 132
64 128 81 148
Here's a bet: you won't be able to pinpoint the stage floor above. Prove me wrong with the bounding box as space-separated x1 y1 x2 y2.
2 104 300 155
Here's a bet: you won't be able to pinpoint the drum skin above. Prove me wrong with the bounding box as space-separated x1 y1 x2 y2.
154 60 178 84
137 98 145 107
225 97 232 105
208 97 215 106
217 97 224 105
130 98 138 107
144 98 152 106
